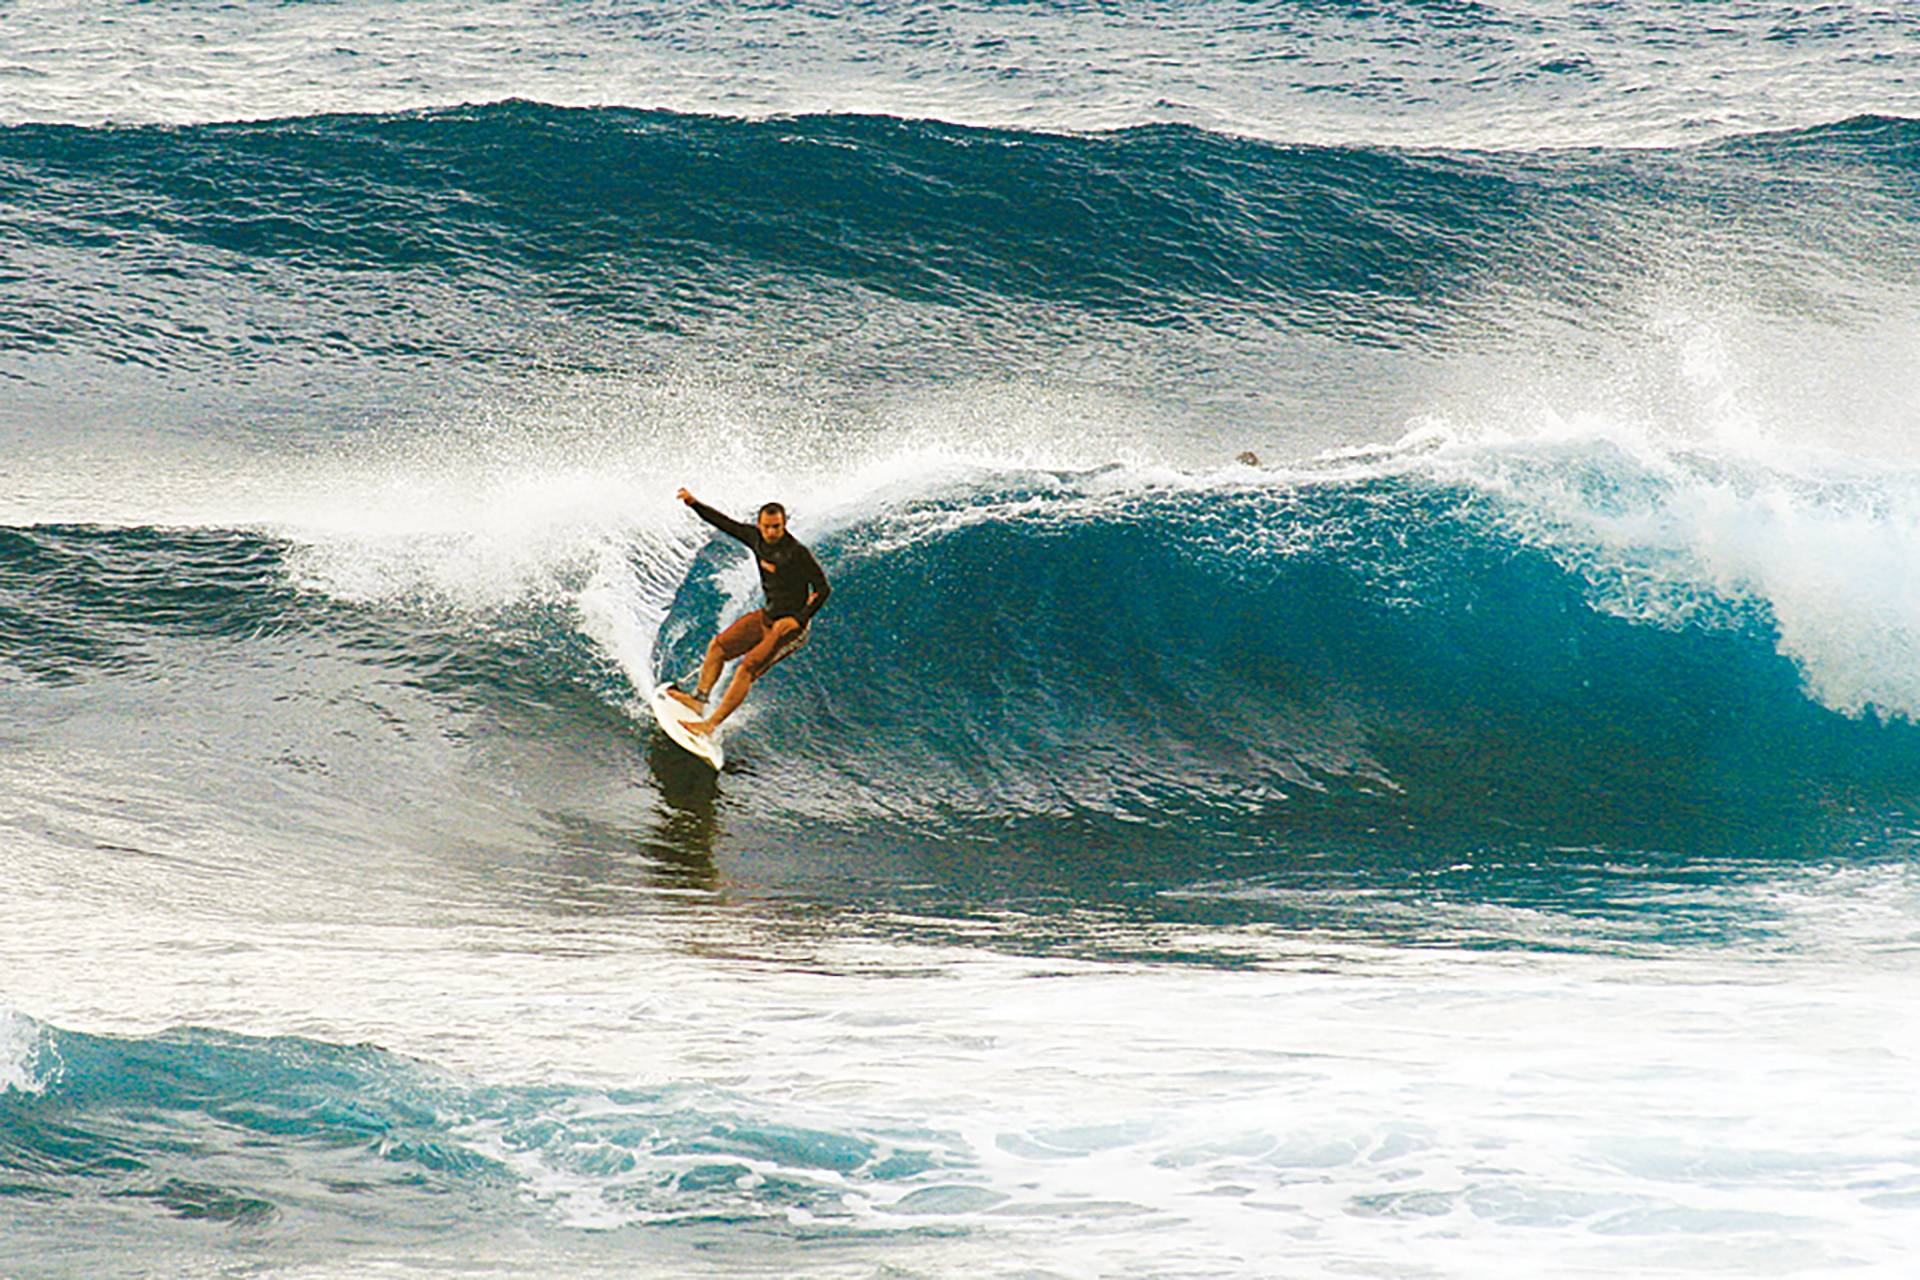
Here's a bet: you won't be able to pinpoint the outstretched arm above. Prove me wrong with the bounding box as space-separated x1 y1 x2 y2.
676 488 757 546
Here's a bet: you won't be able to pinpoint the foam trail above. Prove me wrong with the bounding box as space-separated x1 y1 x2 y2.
576 525 706 703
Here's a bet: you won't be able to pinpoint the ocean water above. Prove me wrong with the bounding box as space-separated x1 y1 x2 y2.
5 3 1920 1276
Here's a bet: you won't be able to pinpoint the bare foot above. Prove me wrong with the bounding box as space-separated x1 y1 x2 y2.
681 718 712 738
667 688 706 711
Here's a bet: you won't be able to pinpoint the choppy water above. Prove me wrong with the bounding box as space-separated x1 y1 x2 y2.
5 4 1920 1277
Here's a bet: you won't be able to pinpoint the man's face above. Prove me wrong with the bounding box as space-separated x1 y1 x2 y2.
758 511 787 544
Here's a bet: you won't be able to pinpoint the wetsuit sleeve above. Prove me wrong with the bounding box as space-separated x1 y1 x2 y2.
798 544 831 625
688 499 757 547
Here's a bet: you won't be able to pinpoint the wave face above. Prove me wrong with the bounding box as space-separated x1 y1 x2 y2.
682 463 1920 850
451 432 1920 899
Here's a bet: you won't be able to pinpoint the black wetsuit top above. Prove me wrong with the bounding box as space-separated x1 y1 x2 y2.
689 500 832 626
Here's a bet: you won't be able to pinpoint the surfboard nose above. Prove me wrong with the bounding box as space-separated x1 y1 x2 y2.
648 681 725 770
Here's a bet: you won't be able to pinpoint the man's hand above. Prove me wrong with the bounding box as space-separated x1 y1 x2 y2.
676 487 697 506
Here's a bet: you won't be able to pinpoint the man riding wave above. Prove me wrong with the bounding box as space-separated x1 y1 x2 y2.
668 488 831 739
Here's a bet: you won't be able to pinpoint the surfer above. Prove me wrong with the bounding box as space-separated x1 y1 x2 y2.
668 489 831 738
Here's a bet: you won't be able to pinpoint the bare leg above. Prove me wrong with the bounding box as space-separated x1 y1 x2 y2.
683 666 756 737
667 637 728 711
697 637 726 700
683 614 789 737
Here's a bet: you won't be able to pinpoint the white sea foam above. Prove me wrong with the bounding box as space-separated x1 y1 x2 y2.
0 1008 50 1095
1354 406 1920 721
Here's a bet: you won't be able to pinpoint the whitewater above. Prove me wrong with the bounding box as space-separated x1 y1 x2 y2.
5 3 1920 1277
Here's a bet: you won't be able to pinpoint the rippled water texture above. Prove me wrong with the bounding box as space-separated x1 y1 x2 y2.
5 3 1920 1277
4 0 1920 147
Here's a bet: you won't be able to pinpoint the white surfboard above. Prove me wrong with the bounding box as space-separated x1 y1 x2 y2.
647 681 725 770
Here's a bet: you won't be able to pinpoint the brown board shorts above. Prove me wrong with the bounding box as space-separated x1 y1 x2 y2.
714 609 810 678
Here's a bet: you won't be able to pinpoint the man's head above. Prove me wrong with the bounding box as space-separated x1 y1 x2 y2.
757 501 787 544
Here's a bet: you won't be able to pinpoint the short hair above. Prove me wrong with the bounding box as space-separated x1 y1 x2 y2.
758 502 786 519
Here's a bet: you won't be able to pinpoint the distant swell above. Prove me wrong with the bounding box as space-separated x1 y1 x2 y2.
3 105 1919 380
